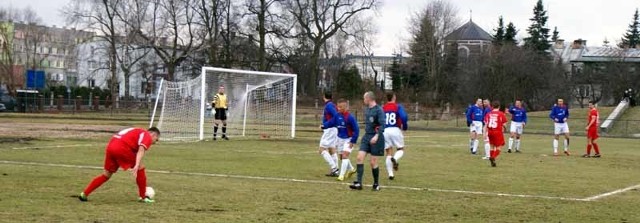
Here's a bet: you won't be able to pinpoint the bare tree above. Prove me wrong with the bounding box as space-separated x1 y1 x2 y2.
115 0 152 100
0 7 18 96
243 0 292 71
194 0 224 67
285 0 380 95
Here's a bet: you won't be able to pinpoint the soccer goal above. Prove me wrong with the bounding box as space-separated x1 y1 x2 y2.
150 67 297 141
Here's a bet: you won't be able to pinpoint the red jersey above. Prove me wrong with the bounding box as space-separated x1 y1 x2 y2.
110 128 153 153
484 110 507 132
588 108 599 129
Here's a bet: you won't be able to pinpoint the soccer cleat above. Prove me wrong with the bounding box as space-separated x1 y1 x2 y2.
564 151 571 156
391 157 399 171
553 152 559 156
346 169 356 179
582 154 591 158
372 183 380 191
389 176 395 180
325 168 339 177
515 150 521 153
337 176 344 181
349 182 363 190
592 154 601 158
507 149 512 153
482 156 489 160
222 135 229 140
138 196 155 203
78 192 88 202
489 158 496 167
213 137 217 141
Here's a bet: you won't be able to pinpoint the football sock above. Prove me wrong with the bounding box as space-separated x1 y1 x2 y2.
385 156 394 177
564 139 569 151
586 144 592 155
393 150 404 161
213 124 219 137
339 159 350 177
469 139 473 150
372 167 380 184
83 174 109 196
472 139 479 153
331 153 339 168
489 150 495 159
222 124 227 136
321 150 337 169
136 168 147 198
515 139 521 151
593 143 600 154
553 139 559 153
484 143 490 157
495 149 501 158
508 138 514 150
356 164 364 183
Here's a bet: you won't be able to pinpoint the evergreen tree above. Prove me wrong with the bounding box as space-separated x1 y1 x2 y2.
619 8 640 48
524 0 551 53
336 65 364 100
505 22 518 45
552 26 560 42
493 16 505 45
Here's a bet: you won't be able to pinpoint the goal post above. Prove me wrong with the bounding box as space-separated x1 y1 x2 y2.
150 67 297 141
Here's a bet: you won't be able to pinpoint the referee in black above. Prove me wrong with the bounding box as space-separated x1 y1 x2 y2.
212 86 229 140
350 91 386 191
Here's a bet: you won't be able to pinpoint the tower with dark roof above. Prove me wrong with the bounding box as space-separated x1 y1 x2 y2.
445 19 492 58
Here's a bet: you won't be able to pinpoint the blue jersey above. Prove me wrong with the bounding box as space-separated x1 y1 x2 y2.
382 102 408 130
323 101 338 123
322 112 360 144
466 105 484 122
509 106 528 123
549 105 569 123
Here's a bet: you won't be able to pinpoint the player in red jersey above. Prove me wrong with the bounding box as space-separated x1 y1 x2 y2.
78 127 160 203
483 101 507 167
583 101 601 158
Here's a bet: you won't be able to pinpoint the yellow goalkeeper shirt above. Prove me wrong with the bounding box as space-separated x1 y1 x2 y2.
212 93 228 109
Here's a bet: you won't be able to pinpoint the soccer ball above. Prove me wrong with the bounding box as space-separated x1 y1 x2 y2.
145 187 155 199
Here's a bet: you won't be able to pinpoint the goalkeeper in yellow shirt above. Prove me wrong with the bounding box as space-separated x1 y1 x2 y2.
212 86 229 140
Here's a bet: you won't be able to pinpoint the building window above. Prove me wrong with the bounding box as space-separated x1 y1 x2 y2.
60 61 65 68
52 47 57 55
88 79 96 88
89 60 96 69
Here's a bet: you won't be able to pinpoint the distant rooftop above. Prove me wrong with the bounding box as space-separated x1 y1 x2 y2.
445 20 493 41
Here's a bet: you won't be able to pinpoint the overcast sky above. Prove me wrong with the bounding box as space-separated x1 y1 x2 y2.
5 0 640 56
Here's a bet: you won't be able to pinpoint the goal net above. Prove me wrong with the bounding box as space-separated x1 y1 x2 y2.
150 67 297 141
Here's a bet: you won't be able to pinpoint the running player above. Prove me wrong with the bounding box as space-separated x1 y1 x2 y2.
350 91 386 191
484 101 507 167
212 86 229 140
321 99 360 181
465 99 484 155
382 93 408 180
550 98 570 156
507 99 527 153
319 92 340 176
583 101 601 158
79 127 160 203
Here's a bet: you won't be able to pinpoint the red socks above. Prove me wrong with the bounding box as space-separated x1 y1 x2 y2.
489 149 501 159
136 168 147 198
593 143 600 154
587 144 592 155
84 174 109 196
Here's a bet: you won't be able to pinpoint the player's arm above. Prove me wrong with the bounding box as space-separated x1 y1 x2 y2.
549 107 557 122
349 115 360 144
131 145 146 177
565 107 569 121
398 105 409 131
522 109 527 126
321 115 337 129
587 113 597 129
465 106 473 126
328 104 339 117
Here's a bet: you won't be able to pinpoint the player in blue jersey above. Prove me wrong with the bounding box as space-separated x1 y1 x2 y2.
465 99 484 155
322 99 360 181
507 99 528 153
382 93 408 180
318 92 340 176
549 98 571 156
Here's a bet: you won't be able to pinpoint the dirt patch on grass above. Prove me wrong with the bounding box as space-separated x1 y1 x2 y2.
0 137 36 144
0 122 124 139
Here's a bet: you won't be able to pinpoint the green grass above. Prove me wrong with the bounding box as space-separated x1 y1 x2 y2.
2 128 640 222
609 107 640 136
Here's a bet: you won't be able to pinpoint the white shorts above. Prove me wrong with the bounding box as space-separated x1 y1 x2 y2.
554 123 570 135
510 122 524 135
336 137 353 153
469 121 483 134
319 127 338 149
384 127 405 149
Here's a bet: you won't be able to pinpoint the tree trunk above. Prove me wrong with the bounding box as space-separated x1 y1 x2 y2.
258 0 267 71
309 46 321 95
167 64 176 81
124 71 130 99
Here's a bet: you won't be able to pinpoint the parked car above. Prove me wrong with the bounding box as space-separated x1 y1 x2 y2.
0 103 6 112
0 95 15 111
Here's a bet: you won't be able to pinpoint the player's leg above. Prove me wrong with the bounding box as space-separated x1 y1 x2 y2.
319 130 338 176
384 148 395 180
391 129 405 171
81 150 118 201
329 147 339 170
213 117 220 140
584 136 593 157
221 110 229 139
349 148 368 190
553 123 560 155
370 155 381 191
134 163 152 202
508 122 516 153
563 128 571 155
515 124 523 152
338 141 356 181
591 134 601 157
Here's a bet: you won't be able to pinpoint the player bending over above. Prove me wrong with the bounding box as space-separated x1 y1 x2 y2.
79 127 160 203
507 99 527 153
350 91 386 191
321 99 360 181
550 98 570 156
318 92 340 177
212 86 229 140
382 93 408 180
465 98 484 155
484 101 507 167
583 101 601 158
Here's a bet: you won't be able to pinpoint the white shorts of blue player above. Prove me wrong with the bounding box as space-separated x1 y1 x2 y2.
384 127 405 179
469 121 491 159
508 121 525 152
319 127 339 173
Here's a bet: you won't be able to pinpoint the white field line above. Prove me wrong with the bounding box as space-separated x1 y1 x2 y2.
10 144 98 150
582 184 640 201
0 160 585 202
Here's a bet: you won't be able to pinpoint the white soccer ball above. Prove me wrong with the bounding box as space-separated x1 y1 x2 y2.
145 186 155 199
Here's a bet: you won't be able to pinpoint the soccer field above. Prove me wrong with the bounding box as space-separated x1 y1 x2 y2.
2 125 640 222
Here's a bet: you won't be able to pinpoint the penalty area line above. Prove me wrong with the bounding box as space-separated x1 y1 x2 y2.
581 183 640 201
10 144 98 150
0 160 585 202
